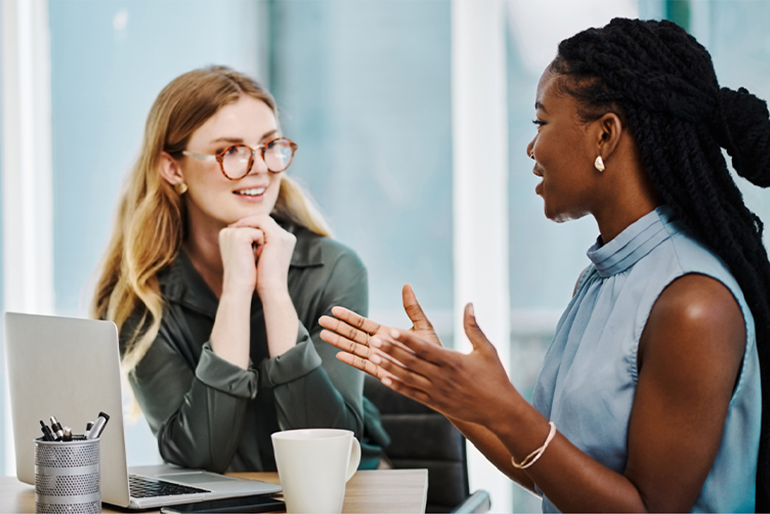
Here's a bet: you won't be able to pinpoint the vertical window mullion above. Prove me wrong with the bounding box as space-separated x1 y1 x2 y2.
1 0 54 475
451 0 511 510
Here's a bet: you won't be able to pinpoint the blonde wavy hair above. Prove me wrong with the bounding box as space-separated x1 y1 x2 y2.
92 65 331 373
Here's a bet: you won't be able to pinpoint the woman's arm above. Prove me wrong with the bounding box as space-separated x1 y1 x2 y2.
127 215 290 472
319 287 537 492
124 313 258 473
371 274 745 512
213 215 298 367
261 243 370 436
446 417 537 493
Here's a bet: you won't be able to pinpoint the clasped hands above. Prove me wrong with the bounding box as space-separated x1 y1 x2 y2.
219 214 296 297
319 285 516 427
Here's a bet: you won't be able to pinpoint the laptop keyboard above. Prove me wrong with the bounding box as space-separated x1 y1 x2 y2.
129 475 210 498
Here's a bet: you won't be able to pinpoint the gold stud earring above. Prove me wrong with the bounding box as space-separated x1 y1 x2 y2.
594 156 605 172
175 182 188 195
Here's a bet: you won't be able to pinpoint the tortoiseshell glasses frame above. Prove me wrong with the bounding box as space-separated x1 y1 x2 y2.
182 137 298 180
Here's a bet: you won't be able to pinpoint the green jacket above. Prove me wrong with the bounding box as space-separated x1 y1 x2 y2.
120 221 387 472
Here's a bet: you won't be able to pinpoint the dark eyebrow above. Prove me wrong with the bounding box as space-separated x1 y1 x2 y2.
210 129 279 145
535 102 547 113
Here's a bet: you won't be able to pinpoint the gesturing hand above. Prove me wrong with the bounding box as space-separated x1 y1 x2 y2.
318 284 441 379
368 303 518 426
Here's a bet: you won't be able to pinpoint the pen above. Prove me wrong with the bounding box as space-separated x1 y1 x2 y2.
49 416 64 441
39 420 54 441
62 426 73 442
86 421 93 432
86 412 110 439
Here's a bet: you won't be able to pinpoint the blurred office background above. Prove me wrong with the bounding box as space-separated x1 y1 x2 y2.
2 0 770 511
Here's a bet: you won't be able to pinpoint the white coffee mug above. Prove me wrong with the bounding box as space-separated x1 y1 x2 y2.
271 428 361 514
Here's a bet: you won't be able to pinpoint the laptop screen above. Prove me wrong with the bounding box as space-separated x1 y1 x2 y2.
5 312 132 506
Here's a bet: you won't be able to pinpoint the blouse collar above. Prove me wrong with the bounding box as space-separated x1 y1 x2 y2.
587 205 679 278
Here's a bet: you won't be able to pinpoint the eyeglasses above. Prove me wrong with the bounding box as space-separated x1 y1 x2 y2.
182 137 298 180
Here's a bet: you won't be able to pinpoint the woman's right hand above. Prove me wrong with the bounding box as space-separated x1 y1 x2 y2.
218 225 264 297
319 284 441 378
210 225 264 369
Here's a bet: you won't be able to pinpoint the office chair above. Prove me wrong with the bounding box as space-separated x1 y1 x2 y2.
364 375 491 513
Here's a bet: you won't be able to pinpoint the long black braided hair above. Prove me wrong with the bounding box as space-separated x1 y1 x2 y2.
551 18 770 511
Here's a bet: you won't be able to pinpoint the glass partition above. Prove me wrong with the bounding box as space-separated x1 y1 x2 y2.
268 0 454 341
48 0 265 466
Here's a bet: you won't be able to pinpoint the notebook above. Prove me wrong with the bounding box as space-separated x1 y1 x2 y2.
4 312 282 509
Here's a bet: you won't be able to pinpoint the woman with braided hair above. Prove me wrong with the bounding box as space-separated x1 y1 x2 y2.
320 18 768 512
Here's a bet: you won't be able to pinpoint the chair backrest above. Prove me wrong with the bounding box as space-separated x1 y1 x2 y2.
364 375 470 513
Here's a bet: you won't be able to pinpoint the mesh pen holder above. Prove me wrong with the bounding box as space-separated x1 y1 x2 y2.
34 436 101 514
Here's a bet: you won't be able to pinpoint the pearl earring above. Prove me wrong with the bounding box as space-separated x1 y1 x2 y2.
594 156 605 172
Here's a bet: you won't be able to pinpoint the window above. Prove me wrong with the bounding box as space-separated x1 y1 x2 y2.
1 1 769 511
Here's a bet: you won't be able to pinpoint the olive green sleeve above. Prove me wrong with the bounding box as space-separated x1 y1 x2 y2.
127 320 259 473
123 242 369 472
260 247 368 436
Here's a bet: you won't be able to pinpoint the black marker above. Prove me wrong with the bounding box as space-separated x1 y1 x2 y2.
49 416 64 441
62 426 73 442
86 421 93 432
86 412 110 439
39 420 54 441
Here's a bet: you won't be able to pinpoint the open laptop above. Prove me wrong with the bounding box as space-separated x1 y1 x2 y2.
5 312 282 509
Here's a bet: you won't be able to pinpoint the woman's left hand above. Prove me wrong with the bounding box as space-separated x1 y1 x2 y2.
371 303 520 426
319 284 441 379
229 215 296 298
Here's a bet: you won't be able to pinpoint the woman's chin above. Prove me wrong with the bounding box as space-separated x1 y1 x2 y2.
544 204 588 224
231 199 279 220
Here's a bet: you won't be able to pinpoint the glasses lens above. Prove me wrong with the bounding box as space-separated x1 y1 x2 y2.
264 139 295 172
221 145 253 179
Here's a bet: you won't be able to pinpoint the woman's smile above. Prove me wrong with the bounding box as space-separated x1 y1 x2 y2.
233 184 270 202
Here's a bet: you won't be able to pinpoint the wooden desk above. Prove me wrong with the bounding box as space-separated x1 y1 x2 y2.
0 469 428 513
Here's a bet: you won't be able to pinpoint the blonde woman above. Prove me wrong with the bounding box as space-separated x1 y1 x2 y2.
92 66 386 472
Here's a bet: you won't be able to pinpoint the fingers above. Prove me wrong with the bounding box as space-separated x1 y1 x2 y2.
220 226 265 246
462 303 495 353
369 332 446 390
229 214 277 230
402 284 435 332
230 215 293 248
370 348 435 394
383 328 449 365
335 351 384 378
318 314 372 348
252 229 265 247
328 306 382 338
319 327 371 359
380 375 433 406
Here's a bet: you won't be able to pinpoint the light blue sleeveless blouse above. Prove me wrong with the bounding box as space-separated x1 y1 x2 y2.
532 206 761 513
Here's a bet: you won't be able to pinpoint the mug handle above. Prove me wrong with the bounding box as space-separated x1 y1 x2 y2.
345 438 361 482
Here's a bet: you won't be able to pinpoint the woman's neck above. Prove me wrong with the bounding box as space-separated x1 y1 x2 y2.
594 194 661 244
592 138 664 243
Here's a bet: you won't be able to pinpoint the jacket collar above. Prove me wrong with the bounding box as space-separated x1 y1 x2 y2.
283 219 325 268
